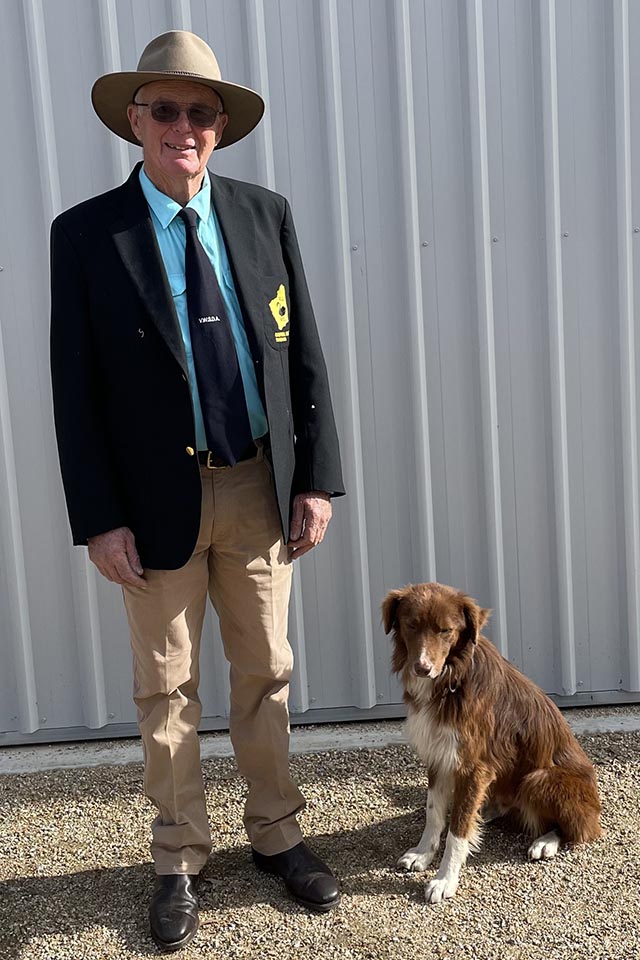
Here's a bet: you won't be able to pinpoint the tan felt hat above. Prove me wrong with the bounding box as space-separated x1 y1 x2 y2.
91 30 264 149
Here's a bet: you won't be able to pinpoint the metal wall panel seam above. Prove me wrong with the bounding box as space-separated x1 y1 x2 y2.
246 0 277 191
613 0 640 691
319 0 376 708
97 0 131 184
393 0 437 582
540 0 576 695
24 0 108 727
0 317 38 733
168 0 192 33
246 0 309 713
464 0 507 655
23 0 61 224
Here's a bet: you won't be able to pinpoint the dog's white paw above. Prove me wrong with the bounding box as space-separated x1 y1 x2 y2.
424 875 458 904
397 847 435 872
528 830 561 861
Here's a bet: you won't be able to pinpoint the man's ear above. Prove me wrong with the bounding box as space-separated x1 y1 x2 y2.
381 589 404 634
460 595 491 646
126 103 143 142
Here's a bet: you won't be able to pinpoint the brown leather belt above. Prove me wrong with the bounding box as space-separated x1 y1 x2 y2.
197 442 260 469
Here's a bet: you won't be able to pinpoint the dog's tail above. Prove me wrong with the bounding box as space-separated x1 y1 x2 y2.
514 765 602 843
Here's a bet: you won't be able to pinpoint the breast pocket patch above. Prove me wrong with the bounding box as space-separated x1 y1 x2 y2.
269 284 289 343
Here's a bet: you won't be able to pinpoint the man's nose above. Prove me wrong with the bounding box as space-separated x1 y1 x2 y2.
172 110 193 132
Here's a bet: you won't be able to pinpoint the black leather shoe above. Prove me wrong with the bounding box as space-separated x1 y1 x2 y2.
149 874 199 952
252 841 340 912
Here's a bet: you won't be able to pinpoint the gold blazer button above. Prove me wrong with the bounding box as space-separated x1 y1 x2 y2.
186 446 195 456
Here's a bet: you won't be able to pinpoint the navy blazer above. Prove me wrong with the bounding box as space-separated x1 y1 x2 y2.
50 163 344 569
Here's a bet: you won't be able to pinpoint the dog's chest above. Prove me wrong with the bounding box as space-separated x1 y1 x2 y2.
405 700 459 775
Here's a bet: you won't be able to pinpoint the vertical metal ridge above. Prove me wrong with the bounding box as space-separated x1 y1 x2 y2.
70 552 108 728
168 0 192 32
24 0 108 727
465 0 508 655
246 0 308 710
97 0 130 183
0 319 38 733
540 0 576 694
393 0 437 581
319 0 376 708
246 0 276 191
23 0 61 225
613 0 640 691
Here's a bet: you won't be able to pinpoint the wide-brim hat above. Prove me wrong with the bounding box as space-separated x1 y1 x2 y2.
91 30 264 149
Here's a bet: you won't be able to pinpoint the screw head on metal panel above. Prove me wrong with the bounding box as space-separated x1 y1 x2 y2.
492 237 499 243
40 717 47 723
108 713 115 719
351 244 358 251
562 232 569 237
634 227 640 234
422 241 429 247
0 265 4 271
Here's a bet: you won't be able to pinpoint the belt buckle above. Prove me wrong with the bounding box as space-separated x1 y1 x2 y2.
206 451 227 470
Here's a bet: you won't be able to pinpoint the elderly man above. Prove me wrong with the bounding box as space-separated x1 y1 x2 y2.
50 30 344 951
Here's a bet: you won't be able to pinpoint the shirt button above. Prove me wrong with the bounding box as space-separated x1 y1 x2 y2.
186 446 195 456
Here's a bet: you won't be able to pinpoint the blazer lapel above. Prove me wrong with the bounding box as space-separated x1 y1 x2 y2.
110 165 188 374
210 173 263 362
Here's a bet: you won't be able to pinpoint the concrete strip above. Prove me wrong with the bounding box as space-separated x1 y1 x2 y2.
1 713 639 775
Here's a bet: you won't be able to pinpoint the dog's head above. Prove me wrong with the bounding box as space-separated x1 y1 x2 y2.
382 582 490 681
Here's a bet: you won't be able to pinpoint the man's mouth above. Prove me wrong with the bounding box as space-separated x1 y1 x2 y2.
166 144 194 151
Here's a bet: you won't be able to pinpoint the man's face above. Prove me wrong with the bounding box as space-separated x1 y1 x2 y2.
127 79 227 187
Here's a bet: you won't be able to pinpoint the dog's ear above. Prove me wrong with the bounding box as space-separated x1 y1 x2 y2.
460 595 491 645
381 589 404 634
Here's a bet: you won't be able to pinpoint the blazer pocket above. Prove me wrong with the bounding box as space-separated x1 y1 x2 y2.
263 279 290 350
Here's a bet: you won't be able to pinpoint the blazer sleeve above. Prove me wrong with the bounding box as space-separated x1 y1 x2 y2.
280 199 345 499
50 217 129 544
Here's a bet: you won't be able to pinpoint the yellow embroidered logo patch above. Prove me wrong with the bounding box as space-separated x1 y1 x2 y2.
269 284 289 342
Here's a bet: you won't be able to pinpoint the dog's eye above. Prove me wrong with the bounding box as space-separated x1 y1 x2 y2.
439 628 452 636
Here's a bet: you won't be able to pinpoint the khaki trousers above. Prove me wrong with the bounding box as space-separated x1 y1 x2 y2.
122 452 304 875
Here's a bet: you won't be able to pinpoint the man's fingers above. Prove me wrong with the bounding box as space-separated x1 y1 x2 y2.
88 526 146 586
113 555 146 587
288 539 316 560
124 532 145 577
289 497 305 542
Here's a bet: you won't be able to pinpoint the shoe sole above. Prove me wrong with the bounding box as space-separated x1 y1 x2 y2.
253 859 340 913
150 916 199 953
292 892 341 913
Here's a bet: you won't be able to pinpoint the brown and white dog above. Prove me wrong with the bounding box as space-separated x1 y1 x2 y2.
382 582 601 903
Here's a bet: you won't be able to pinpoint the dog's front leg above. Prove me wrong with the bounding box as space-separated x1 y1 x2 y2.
424 771 492 903
398 772 451 872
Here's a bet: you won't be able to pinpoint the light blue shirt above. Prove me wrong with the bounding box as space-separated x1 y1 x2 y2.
139 166 268 450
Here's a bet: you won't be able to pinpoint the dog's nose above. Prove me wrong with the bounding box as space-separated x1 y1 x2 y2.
413 660 433 677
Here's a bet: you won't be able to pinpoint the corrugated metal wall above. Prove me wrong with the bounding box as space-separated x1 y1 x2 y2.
1 0 640 745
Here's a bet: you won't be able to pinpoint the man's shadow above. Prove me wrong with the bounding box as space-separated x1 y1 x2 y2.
0 802 534 959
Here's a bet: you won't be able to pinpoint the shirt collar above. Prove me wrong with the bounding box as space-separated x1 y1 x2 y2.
139 165 211 229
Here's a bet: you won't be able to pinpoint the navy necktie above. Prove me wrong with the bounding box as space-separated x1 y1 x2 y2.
178 207 253 465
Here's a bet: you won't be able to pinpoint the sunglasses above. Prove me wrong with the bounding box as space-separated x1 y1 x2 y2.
133 100 222 128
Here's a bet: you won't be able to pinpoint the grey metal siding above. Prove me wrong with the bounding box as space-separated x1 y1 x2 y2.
1 0 639 744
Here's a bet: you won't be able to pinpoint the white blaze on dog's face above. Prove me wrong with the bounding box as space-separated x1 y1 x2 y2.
382 583 489 680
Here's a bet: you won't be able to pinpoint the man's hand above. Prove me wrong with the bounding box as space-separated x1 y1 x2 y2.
288 492 332 560
87 526 146 587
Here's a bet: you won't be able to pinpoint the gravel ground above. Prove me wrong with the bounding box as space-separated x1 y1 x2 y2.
1 730 639 960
